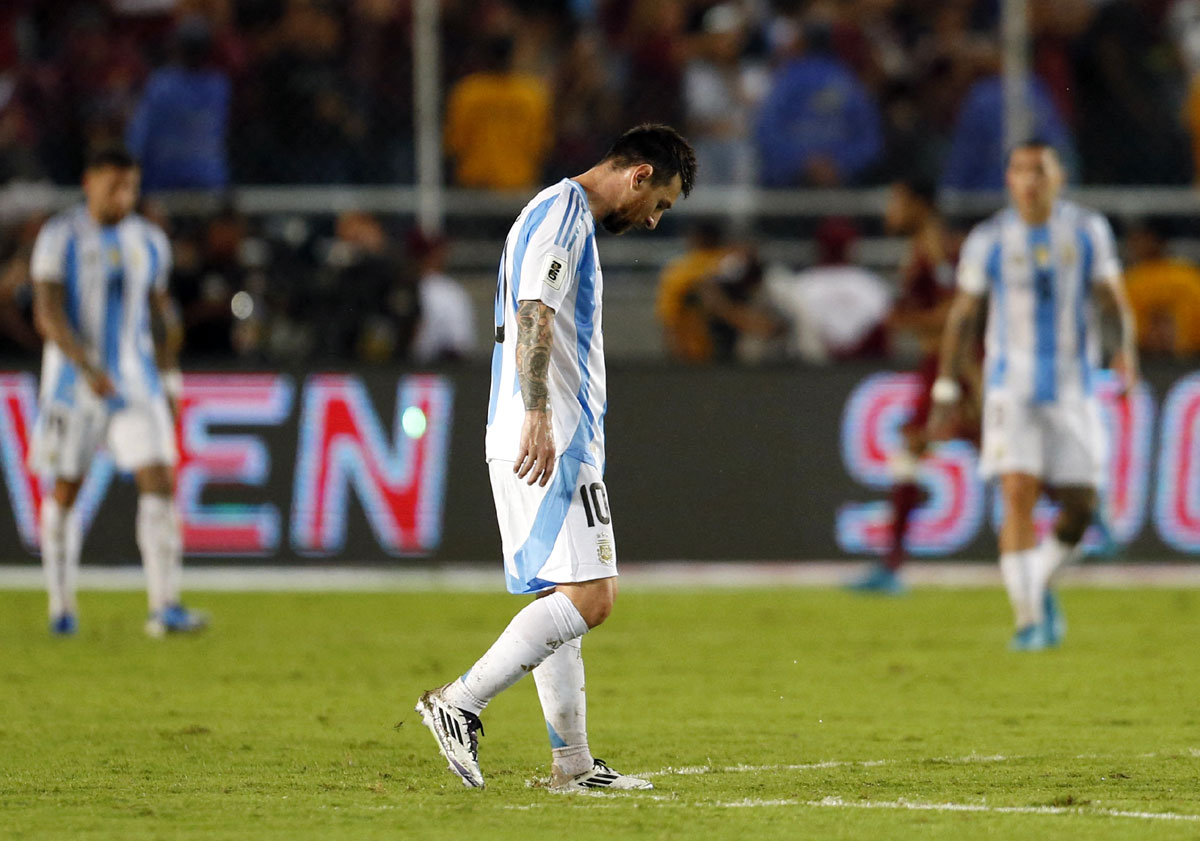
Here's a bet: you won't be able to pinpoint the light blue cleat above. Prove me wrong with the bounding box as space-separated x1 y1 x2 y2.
146 603 209 637
49 614 77 636
1042 590 1066 647
846 563 906 595
1084 511 1120 560
1009 624 1051 652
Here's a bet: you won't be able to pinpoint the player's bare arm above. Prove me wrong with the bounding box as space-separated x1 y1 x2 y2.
32 281 114 397
149 288 184 414
1094 280 1139 394
927 288 983 439
514 299 556 486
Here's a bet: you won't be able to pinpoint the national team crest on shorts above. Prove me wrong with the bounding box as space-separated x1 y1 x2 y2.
596 535 614 565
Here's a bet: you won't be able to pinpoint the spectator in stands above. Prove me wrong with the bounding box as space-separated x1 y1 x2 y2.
656 221 737 363
1075 0 1193 185
444 36 551 190
177 206 246 357
250 1 365 184
408 228 476 365
754 21 883 187
684 3 767 186
766 217 892 363
1124 217 1200 357
941 54 1074 191
322 211 420 362
126 16 231 191
697 247 787 363
0 214 43 355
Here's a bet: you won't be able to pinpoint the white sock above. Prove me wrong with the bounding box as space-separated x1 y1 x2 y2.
40 499 73 617
999 549 1042 629
443 592 589 715
534 637 593 777
1033 536 1080 592
136 494 178 614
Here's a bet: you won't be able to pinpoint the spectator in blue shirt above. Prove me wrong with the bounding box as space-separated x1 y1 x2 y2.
754 24 883 187
127 18 230 192
941 74 1075 191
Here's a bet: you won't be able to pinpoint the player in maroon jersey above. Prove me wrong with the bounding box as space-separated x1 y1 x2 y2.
849 178 980 593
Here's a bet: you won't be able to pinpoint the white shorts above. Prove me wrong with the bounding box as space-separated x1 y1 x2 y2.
489 457 618 595
979 391 1105 488
29 396 178 480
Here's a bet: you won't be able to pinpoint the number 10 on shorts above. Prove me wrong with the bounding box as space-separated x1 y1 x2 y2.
579 482 610 527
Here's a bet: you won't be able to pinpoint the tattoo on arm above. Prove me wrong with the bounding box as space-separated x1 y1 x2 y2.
937 291 984 381
149 290 181 370
516 300 553 412
32 282 91 369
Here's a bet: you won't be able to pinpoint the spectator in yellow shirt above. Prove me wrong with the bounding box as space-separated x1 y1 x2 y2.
1124 218 1200 357
656 222 735 362
444 37 551 191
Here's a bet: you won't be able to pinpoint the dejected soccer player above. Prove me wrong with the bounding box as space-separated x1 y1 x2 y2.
415 125 696 791
929 140 1138 651
29 144 206 637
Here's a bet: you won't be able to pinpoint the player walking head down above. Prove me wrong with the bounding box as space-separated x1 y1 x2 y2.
417 125 695 793
591 124 696 234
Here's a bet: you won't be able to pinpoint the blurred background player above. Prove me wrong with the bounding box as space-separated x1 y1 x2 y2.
849 178 976 593
929 141 1138 651
28 145 206 637
415 125 695 792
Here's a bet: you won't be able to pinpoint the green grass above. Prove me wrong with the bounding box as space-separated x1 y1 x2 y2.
2 586 1200 840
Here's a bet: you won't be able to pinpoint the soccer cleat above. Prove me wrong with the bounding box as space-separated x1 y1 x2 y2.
1042 590 1066 647
1009 623 1051 652
49 614 77 636
414 687 486 788
549 758 654 792
146 604 209 637
846 563 906 595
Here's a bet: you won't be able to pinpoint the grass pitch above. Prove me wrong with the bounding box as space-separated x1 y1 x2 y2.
3 585 1200 840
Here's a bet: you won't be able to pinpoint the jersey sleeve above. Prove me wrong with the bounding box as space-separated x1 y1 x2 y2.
147 225 173 291
30 219 69 284
515 189 587 312
1084 211 1122 286
955 223 995 296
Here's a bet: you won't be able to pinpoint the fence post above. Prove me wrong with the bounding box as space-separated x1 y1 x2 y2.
413 0 444 235
1001 0 1032 156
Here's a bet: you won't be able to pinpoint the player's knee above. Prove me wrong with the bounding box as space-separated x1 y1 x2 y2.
52 481 81 510
1056 493 1097 545
135 464 174 497
564 582 616 629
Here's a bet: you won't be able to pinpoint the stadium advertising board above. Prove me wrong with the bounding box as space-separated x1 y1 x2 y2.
0 365 1196 563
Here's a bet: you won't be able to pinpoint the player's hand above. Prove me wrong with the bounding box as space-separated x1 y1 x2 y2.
1111 350 1139 395
515 410 555 486
82 363 115 398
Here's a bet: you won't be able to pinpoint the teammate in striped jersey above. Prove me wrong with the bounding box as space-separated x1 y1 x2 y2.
29 145 206 637
416 125 696 791
929 140 1138 651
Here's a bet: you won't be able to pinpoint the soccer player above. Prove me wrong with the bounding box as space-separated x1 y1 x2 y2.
928 141 1138 651
415 125 696 790
850 178 976 593
29 145 206 637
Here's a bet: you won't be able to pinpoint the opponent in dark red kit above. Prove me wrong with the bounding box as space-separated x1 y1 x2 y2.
849 178 979 593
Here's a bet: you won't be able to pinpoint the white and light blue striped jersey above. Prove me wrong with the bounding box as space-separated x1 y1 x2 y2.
485 178 607 470
31 205 172 409
957 200 1121 405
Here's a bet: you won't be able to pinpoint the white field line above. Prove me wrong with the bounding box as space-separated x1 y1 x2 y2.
806 796 1200 823
641 753 1012 778
1 561 1199 592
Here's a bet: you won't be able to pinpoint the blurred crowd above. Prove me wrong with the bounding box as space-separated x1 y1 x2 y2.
0 201 476 364
656 181 1200 364
1 0 1199 190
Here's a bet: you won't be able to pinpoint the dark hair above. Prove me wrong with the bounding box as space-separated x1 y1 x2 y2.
601 124 697 197
1007 137 1057 162
85 144 138 171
